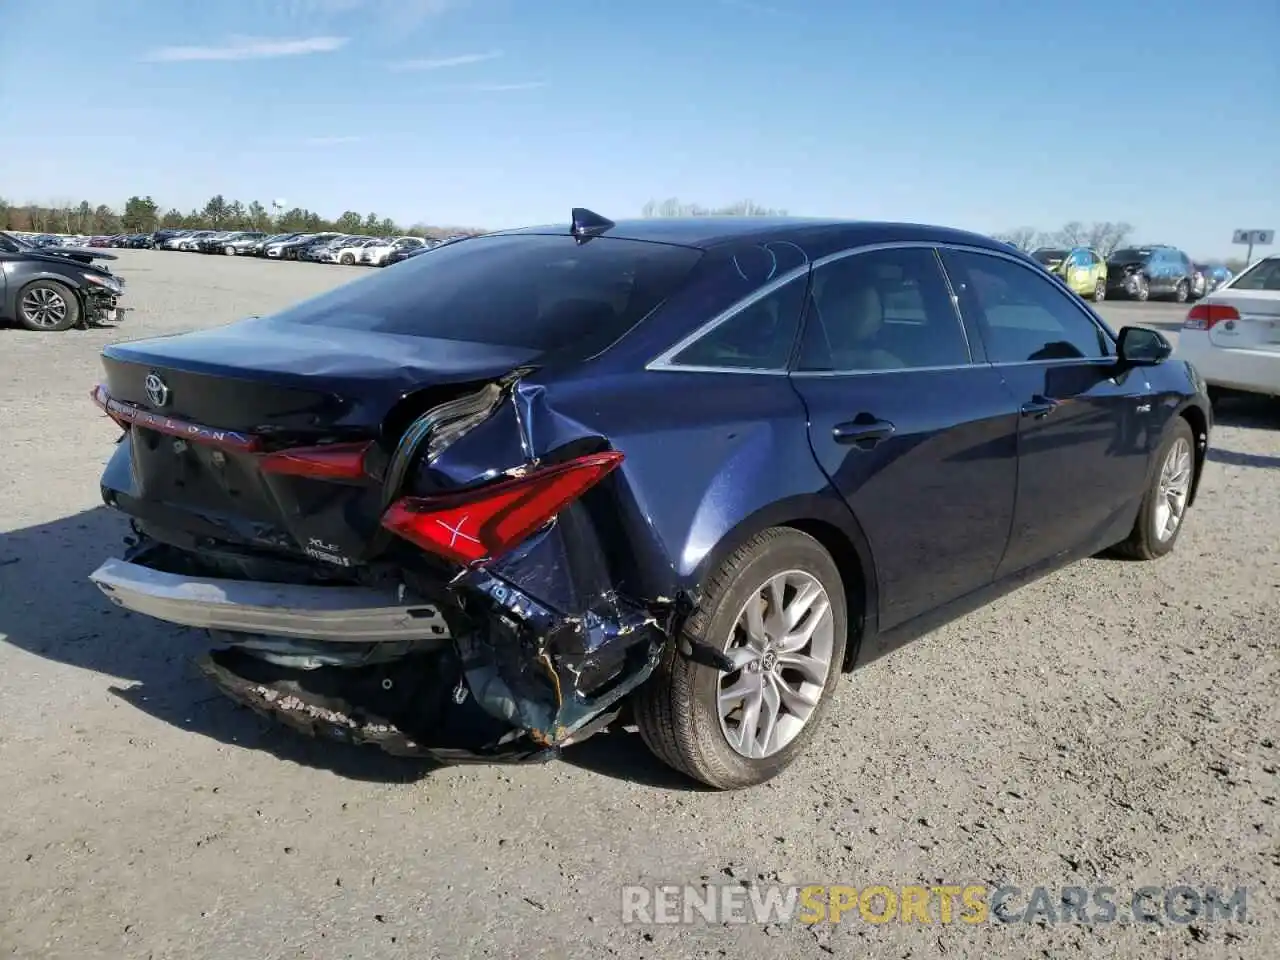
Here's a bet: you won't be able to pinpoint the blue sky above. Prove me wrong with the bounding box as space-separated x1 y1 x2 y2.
1 0 1276 257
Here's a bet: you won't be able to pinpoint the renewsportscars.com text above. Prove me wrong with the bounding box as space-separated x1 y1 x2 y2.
621 883 1249 926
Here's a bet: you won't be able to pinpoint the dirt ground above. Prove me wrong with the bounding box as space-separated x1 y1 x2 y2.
1 250 1277 960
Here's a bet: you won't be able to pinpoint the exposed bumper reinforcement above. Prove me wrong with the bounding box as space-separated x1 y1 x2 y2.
89 557 451 643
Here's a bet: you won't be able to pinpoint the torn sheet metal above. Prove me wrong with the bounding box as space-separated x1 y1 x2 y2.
456 569 664 746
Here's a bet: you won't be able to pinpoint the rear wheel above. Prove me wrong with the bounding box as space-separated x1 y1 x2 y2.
16 280 79 332
340 253 355 265
1174 280 1189 303
634 527 847 790
1133 276 1150 302
1112 419 1195 560
1093 279 1106 302
224 245 237 256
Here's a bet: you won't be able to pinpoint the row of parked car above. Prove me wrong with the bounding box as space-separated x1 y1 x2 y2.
149 228 466 267
1029 244 1233 303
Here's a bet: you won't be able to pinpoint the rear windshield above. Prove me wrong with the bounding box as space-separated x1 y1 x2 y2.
1109 248 1152 262
1230 258 1280 291
1032 248 1067 264
277 233 704 353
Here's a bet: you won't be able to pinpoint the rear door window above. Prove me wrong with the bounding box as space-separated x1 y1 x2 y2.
797 247 971 371
277 233 704 356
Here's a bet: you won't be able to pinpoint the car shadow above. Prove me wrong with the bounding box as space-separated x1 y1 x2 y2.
1211 394 1280 430
560 729 713 790
0 504 704 789
1207 448 1280 469
0 505 445 784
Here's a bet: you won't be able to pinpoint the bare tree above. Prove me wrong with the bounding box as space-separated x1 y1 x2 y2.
1082 221 1133 257
642 197 786 217
993 226 1041 252
1054 221 1087 246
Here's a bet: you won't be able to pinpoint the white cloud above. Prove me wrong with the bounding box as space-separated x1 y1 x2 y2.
143 36 348 63
389 50 502 71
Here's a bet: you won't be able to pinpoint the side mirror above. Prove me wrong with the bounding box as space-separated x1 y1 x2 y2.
1116 325 1172 366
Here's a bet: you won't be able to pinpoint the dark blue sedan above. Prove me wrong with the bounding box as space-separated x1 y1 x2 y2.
88 210 1212 789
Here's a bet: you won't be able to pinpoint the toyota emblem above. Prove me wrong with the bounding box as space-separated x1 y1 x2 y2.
144 372 170 408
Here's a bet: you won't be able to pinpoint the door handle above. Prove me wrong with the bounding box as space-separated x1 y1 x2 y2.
833 416 895 448
1020 395 1057 419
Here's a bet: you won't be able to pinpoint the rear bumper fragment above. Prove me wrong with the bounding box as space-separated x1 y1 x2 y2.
89 556 451 643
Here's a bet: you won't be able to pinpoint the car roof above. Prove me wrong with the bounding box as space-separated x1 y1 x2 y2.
491 216 1015 259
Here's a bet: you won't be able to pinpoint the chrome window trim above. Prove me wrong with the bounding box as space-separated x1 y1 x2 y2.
645 264 811 372
647 239 1117 376
791 356 1115 379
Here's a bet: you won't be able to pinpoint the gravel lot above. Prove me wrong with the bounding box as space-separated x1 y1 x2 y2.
1 250 1277 960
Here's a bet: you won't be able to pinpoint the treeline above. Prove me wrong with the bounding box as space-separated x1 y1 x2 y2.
0 195 483 240
994 221 1137 258
996 221 1240 268
642 197 788 218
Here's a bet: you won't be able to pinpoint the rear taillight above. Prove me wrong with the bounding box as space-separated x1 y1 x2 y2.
1184 303 1239 330
380 451 624 566
259 442 373 480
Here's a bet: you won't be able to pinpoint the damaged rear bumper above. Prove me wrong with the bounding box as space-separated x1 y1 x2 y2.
88 543 668 763
89 556 452 643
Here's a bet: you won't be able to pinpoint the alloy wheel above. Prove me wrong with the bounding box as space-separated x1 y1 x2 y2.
1154 437 1192 542
20 287 68 329
717 570 835 759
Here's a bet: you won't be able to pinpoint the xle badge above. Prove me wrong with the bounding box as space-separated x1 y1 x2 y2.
305 538 351 567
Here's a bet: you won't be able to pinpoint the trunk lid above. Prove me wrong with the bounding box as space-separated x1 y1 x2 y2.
101 316 536 434
1208 291 1280 352
99 317 536 565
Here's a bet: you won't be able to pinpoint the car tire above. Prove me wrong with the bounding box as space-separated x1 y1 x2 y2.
633 527 848 790
340 253 355 265
224 245 237 256
1092 279 1106 302
15 279 80 332
1174 280 1189 303
1133 276 1150 302
1112 418 1196 561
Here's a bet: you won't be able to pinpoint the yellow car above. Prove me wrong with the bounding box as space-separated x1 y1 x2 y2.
1031 246 1109 301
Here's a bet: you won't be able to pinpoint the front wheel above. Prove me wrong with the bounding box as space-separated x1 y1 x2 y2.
224 245 237 256
1093 279 1106 302
634 527 847 790
16 280 80 332
340 253 355 265
1112 419 1196 560
1174 280 1189 303
1133 276 1150 302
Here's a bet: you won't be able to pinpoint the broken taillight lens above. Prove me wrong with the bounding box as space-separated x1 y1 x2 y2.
380 451 625 566
259 442 373 480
